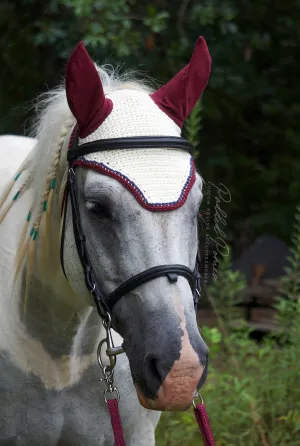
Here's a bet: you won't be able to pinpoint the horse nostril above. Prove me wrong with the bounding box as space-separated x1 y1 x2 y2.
148 356 161 381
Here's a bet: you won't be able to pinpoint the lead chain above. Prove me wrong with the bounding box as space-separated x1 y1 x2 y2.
97 317 120 402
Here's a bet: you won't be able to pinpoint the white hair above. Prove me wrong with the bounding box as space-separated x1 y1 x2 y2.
0 64 155 283
3 65 154 229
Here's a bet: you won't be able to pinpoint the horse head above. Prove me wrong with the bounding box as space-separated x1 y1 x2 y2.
58 38 211 411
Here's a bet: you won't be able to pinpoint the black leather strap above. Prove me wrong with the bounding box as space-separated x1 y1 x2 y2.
67 167 109 318
106 265 196 312
67 136 194 162
193 250 201 313
60 183 69 279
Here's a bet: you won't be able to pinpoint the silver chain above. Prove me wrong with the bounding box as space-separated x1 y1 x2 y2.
97 312 122 402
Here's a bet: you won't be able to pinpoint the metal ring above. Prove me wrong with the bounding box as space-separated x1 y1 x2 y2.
97 337 117 372
97 339 109 371
103 365 114 379
192 391 204 408
104 387 120 402
103 311 111 329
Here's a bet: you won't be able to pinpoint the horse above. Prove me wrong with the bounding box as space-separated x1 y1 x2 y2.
0 36 211 445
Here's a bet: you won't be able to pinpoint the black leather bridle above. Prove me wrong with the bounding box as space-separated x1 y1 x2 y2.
60 131 201 321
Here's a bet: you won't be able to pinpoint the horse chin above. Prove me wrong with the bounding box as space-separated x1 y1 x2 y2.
134 371 203 411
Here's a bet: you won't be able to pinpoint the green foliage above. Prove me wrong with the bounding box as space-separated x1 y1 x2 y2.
184 100 203 161
208 250 246 323
273 204 300 342
156 205 300 445
278 204 300 300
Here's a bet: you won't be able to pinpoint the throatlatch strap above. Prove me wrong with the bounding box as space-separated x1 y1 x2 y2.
194 403 216 446
107 399 126 446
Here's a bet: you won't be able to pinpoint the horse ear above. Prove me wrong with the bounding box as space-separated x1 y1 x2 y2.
66 42 113 138
150 37 211 128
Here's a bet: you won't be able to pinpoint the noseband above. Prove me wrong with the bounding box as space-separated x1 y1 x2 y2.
60 132 201 321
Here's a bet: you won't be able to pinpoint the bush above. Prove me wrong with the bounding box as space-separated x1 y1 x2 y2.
156 206 300 445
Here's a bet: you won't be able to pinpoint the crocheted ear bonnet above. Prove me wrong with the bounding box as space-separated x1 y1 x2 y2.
65 38 211 211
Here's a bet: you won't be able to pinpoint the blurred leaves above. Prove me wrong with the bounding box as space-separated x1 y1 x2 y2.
184 100 203 160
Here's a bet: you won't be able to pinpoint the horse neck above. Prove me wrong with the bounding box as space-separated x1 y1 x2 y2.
19 184 105 359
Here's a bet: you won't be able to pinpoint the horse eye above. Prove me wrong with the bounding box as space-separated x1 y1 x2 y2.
86 201 111 218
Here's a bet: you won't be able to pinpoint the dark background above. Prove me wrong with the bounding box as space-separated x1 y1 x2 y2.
1 0 299 249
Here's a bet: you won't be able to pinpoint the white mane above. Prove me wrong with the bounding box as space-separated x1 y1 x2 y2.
1 66 152 241
0 64 155 277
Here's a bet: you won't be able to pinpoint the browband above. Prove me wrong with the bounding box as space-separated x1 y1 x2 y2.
67 136 194 162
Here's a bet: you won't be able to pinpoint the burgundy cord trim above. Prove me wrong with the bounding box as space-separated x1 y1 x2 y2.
73 159 196 212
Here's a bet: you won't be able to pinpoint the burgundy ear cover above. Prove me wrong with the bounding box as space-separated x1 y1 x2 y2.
66 42 113 138
150 37 211 128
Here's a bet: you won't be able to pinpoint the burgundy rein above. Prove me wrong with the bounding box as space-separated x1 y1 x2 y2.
193 398 216 446
107 394 216 446
107 399 126 446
